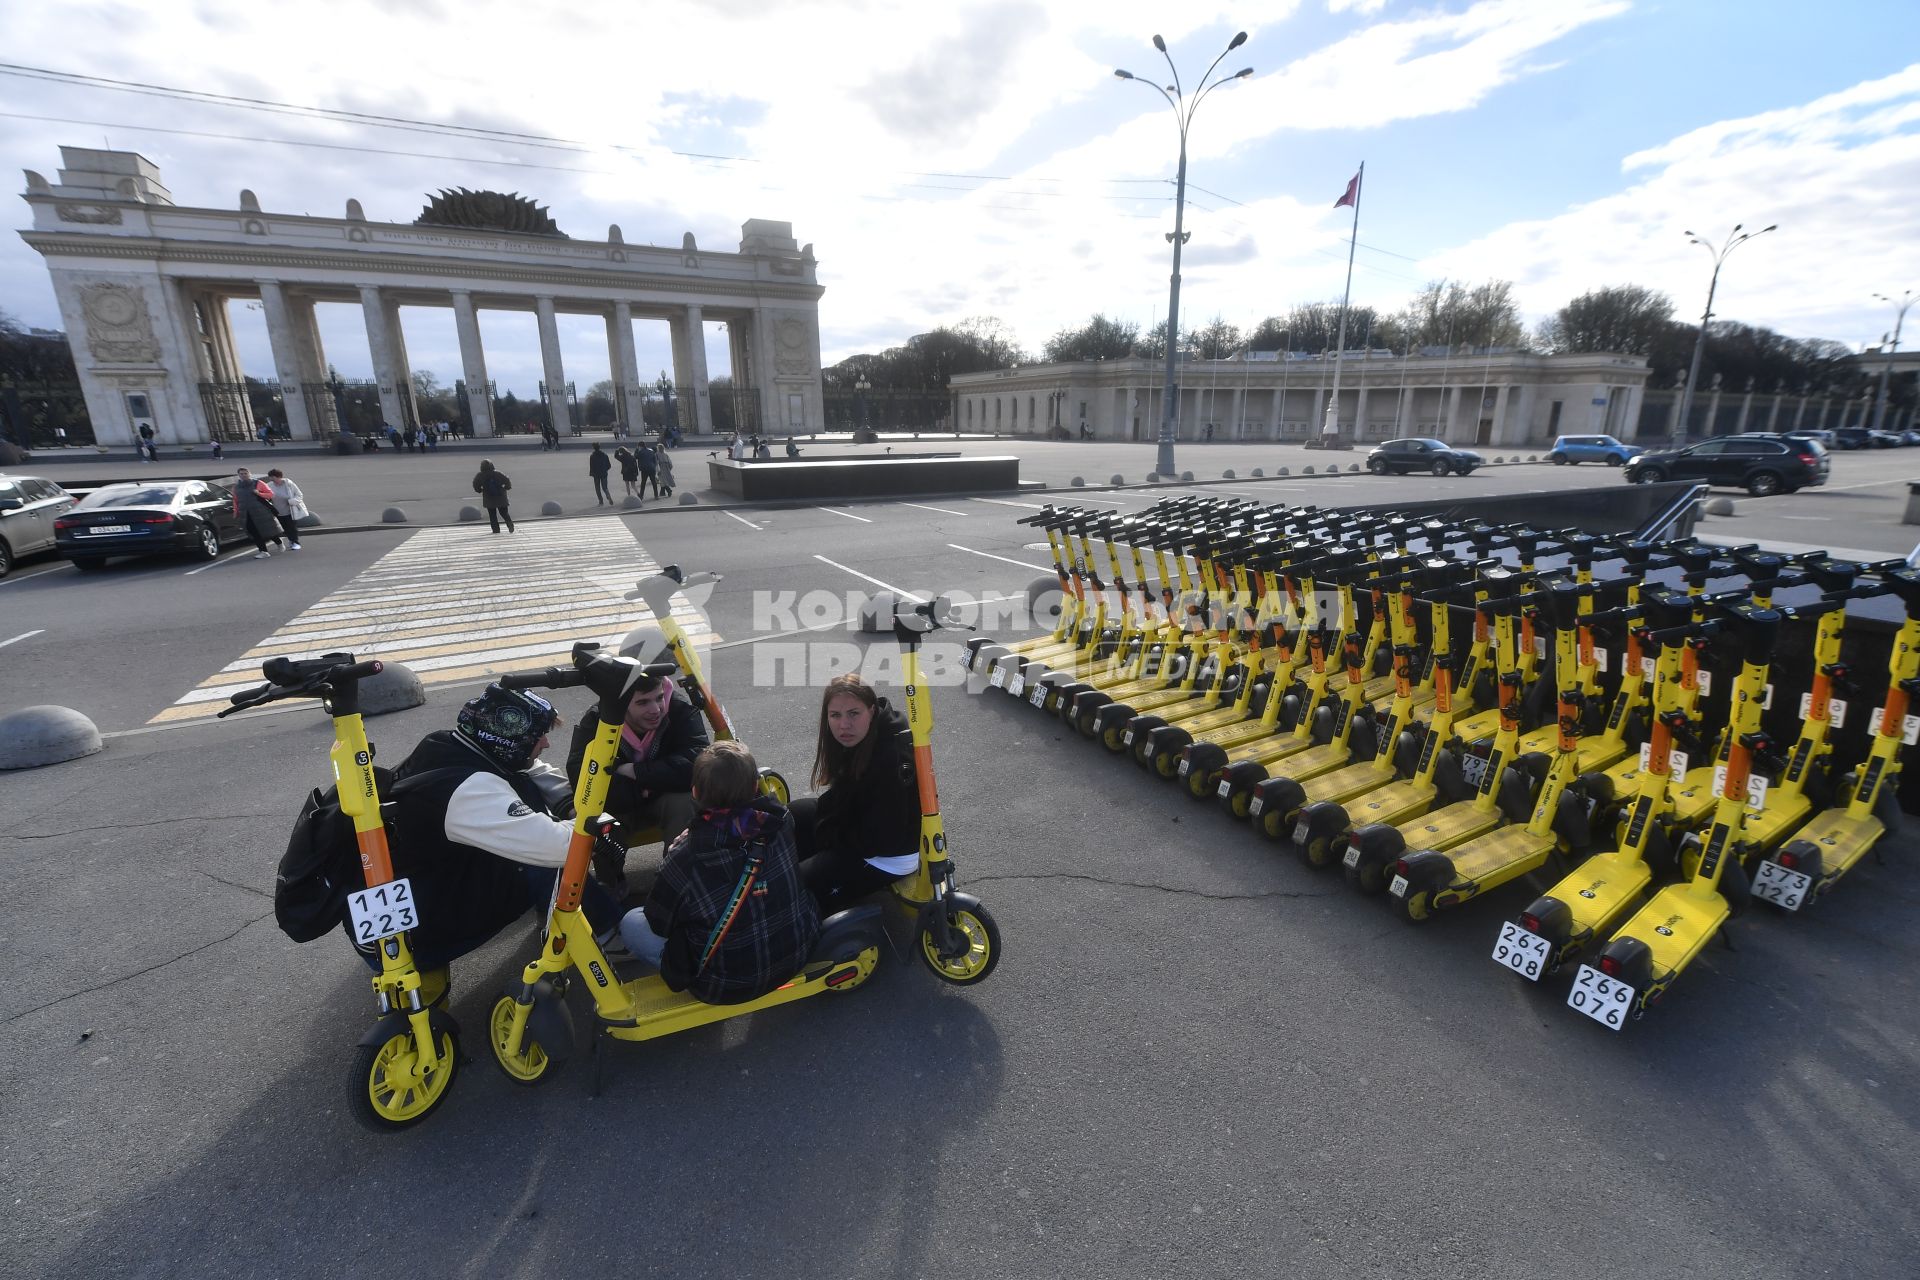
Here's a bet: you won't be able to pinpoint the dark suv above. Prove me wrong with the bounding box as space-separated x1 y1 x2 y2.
1365 437 1483 477
1623 435 1828 496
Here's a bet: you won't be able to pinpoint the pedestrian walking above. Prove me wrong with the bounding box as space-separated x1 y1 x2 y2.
232 466 284 558
264 468 306 550
473 459 515 533
137 422 155 462
636 439 660 498
656 448 675 497
616 446 640 499
589 443 613 506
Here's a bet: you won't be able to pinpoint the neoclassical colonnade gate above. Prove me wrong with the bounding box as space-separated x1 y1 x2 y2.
18 147 826 446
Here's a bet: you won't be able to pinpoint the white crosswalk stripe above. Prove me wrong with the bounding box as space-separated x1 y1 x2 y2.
151 522 715 724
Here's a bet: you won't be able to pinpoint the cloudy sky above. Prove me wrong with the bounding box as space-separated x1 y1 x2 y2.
3 0 1917 398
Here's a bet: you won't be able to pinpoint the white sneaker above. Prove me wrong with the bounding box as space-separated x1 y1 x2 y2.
251 551 272 559
289 543 303 551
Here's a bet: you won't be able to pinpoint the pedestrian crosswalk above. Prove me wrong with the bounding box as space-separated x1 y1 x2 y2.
152 521 715 724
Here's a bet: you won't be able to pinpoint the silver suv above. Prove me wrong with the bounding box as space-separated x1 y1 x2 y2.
0 473 77 577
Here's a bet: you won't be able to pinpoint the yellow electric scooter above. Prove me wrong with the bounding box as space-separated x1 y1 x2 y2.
488 603 1001 1090
223 654 460 1131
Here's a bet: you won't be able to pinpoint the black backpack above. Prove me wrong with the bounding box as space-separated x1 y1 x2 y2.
274 765 464 943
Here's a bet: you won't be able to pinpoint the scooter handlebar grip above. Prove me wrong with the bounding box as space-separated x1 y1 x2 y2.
498 666 582 691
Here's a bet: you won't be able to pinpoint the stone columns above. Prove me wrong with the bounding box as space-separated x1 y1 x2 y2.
1705 385 1724 436
358 285 409 430
1734 388 1755 434
534 296 569 433
1490 384 1511 445
1618 383 1644 444
1396 386 1413 435
683 305 710 433
1765 393 1783 433
1353 385 1370 440
1446 386 1465 443
383 296 419 429
610 302 642 434
450 290 494 437
256 281 315 440
1228 387 1244 439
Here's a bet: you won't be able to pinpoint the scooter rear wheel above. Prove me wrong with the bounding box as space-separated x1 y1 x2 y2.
489 994 563 1086
920 903 1002 985
350 1026 459 1130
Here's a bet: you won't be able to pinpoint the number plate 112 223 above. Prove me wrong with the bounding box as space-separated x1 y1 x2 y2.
348 878 419 944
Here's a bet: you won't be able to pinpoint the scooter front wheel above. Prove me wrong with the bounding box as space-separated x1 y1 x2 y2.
489 994 563 1086
757 767 791 805
350 1026 459 1130
920 900 1002 986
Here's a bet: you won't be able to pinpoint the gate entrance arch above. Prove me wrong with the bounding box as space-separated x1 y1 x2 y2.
17 147 825 446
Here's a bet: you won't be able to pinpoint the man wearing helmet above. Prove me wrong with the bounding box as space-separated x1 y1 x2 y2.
565 667 710 899
365 685 626 988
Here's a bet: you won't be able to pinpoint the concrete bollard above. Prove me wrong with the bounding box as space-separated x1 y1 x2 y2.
1277 467 1289 476
1349 463 1361 472
1110 474 1125 485
0 705 103 769
622 495 645 510
458 506 484 523
1904 482 1920 526
540 501 564 516
380 507 408 523
1303 465 1315 475
1146 472 1161 483
1223 469 1236 479
678 492 698 505
358 663 426 715
1180 470 1195 482
295 512 324 528
1704 497 1737 517
1071 476 1085 487
1250 468 1263 477
1026 575 1064 627
1527 454 1539 462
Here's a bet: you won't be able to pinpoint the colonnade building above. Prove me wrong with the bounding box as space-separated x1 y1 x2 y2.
17 147 826 447
951 348 1652 447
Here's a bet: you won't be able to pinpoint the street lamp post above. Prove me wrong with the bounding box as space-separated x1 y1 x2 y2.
1871 289 1915 434
1116 31 1254 479
1674 222 1778 442
855 376 871 440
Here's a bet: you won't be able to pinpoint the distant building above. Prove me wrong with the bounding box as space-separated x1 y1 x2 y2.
951 348 1652 447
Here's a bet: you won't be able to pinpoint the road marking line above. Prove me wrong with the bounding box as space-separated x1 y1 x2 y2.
812 554 925 602
1817 477 1920 494
182 551 254 576
0 629 45 650
0 564 70 587
813 505 873 523
722 510 764 530
969 497 1047 509
896 501 969 517
948 543 1051 572
1778 515 1828 521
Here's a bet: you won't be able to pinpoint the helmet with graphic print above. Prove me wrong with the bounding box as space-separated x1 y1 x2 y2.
456 684 558 772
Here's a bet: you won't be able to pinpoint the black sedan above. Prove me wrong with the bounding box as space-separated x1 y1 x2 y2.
1365 437 1484 476
54 480 247 569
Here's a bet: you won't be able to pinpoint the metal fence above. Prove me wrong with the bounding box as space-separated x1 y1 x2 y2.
822 388 950 433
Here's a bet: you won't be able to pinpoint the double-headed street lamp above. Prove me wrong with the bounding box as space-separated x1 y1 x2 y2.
1116 31 1254 479
1673 222 1777 441
1871 289 1914 434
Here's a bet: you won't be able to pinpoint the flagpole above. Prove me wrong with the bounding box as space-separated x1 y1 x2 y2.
1322 162 1364 443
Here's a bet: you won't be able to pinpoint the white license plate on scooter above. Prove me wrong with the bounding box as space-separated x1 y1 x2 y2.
348 877 419 944
1216 780 1232 798
1029 684 1049 708
1292 819 1311 845
1567 964 1634 1029
1247 795 1263 817
989 665 1007 688
1388 874 1410 898
1753 860 1812 911
1007 674 1025 697
1123 729 1135 746
1343 846 1361 869
1492 921 1550 980
1177 757 1190 776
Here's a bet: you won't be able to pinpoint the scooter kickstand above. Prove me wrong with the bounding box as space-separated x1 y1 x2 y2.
1717 925 1737 953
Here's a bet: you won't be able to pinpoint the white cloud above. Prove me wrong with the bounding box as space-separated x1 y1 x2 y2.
1422 63 1920 347
1329 0 1391 14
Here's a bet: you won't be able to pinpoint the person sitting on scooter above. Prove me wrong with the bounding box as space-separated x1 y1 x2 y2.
365 686 629 995
617 741 820 1002
567 667 710 898
791 674 920 914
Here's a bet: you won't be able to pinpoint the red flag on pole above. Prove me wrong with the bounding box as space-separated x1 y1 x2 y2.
1333 171 1360 209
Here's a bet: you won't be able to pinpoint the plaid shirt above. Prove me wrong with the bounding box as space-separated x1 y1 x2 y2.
644 796 820 1004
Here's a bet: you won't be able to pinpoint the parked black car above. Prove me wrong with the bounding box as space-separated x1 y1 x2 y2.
54 480 247 569
1623 435 1828 496
1365 437 1484 476
1833 426 1899 449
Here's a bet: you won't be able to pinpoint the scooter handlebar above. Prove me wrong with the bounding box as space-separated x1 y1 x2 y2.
498 666 587 691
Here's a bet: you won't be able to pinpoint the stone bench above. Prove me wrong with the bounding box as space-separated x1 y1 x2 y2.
706 453 1020 500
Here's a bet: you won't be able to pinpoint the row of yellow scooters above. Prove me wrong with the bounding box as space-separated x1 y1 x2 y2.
966 496 1920 1028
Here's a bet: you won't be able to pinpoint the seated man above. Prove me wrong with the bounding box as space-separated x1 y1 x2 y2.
618 742 820 1004
567 666 709 898
358 685 627 1001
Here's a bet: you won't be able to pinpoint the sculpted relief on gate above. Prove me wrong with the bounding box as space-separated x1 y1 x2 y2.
80 281 160 364
773 313 816 377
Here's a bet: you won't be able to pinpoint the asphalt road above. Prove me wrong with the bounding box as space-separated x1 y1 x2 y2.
3 445 1918 1279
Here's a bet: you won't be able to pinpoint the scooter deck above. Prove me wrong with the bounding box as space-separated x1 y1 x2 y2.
1662 766 1725 829
1153 699 1261 736
1787 810 1885 880
1227 729 1321 766
1738 791 1814 852
1516 728 1628 773
1342 778 1438 830
1361 673 1397 703
1546 849 1654 942
1446 824 1555 889
1612 883 1729 979
1398 802 1505 853
1263 740 1356 782
606 949 879 1043
1300 758 1402 807
1192 716 1288 753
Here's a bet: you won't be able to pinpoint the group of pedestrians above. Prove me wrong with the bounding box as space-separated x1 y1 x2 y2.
232 466 306 559
382 422 440 452
590 441 673 504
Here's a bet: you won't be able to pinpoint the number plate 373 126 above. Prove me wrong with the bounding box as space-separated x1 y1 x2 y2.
348 878 419 944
